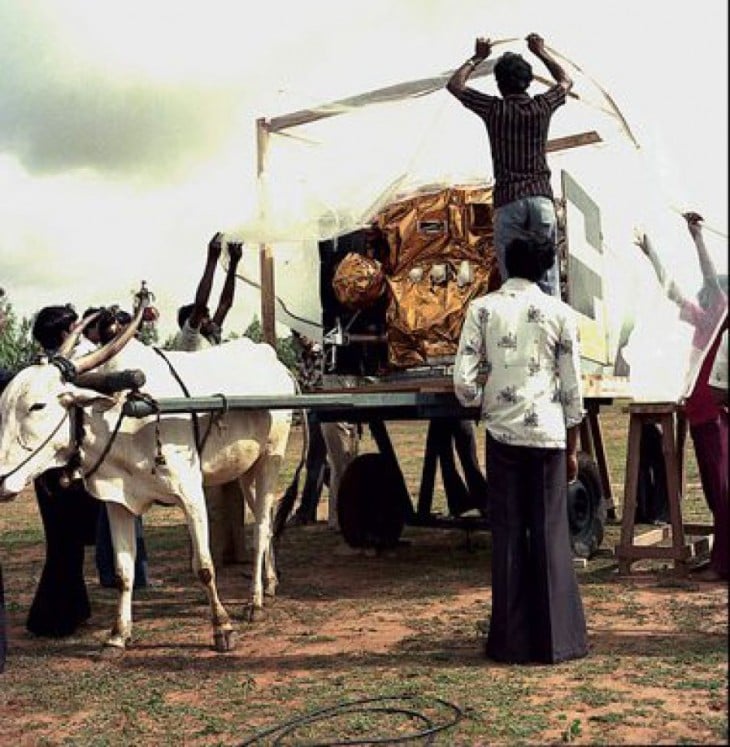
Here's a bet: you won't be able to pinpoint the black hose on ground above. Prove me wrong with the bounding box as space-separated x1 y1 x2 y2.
238 693 464 746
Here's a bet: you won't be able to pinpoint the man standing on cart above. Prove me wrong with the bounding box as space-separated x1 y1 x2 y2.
446 32 572 296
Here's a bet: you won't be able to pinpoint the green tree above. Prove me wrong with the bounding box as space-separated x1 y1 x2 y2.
241 317 297 374
0 294 37 372
137 322 159 347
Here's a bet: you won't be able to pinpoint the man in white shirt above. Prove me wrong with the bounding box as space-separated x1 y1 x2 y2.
453 236 587 664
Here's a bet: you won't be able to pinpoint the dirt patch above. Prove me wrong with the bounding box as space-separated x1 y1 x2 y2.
0 419 727 745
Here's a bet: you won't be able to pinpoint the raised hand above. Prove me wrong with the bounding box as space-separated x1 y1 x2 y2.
526 33 545 55
683 211 704 225
632 227 650 255
474 37 492 60
227 241 243 265
207 231 224 259
683 211 705 240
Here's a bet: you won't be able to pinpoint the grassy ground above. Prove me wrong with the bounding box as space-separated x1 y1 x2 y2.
0 405 727 746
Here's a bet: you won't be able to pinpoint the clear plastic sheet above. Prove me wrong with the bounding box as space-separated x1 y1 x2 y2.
227 40 727 401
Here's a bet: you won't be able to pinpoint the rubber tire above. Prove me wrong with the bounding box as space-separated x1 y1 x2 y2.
567 451 607 559
337 453 408 550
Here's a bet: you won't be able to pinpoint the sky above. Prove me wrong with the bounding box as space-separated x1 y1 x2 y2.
1 0 727 342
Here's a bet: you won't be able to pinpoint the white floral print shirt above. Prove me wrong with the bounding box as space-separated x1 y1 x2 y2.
453 278 585 448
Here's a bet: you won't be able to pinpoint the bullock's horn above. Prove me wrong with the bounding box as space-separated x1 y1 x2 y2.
75 368 147 394
56 311 102 359
72 300 146 375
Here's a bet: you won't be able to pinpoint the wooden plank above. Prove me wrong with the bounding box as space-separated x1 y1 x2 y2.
631 526 671 547
546 131 602 153
625 402 678 415
613 544 692 561
588 402 615 508
683 523 714 536
259 245 276 346
618 413 643 551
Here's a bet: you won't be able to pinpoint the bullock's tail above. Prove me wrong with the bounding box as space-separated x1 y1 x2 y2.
273 380 309 540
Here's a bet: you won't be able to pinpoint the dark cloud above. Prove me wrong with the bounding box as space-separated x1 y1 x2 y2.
0 5 243 180
1 73 241 179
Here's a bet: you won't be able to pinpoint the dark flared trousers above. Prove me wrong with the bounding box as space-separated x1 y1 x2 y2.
95 505 149 588
26 469 99 637
297 414 329 521
690 411 729 579
485 433 588 664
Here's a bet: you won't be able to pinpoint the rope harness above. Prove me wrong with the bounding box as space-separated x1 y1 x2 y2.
85 346 214 478
0 410 70 483
151 346 220 458
80 347 222 479
0 357 77 483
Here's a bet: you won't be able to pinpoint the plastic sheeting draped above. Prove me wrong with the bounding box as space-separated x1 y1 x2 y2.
227 40 727 402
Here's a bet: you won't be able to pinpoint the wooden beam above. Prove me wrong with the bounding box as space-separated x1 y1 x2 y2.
256 118 277 347
546 130 602 153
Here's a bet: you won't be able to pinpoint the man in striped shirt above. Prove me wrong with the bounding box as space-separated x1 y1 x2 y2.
447 33 573 296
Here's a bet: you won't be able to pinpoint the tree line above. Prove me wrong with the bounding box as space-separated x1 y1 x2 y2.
0 291 298 376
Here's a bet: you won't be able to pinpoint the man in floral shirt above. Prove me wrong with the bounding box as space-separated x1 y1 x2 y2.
454 236 587 664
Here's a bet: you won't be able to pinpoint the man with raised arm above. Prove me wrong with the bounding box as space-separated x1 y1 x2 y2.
635 212 728 582
173 232 246 567
174 232 243 351
446 33 572 296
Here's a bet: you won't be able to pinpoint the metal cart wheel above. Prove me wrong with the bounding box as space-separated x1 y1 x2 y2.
568 451 607 559
337 453 410 550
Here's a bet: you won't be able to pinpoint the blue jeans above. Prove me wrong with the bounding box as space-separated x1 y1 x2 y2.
493 196 559 296
96 505 149 589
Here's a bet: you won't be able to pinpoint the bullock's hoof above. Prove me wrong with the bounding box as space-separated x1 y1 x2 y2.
213 629 236 653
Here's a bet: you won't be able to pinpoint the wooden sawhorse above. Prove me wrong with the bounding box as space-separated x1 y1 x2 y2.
615 402 712 575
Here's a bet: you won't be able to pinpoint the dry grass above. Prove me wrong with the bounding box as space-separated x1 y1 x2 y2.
0 405 727 746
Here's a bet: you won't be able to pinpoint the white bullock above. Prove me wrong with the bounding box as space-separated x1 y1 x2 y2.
0 309 302 653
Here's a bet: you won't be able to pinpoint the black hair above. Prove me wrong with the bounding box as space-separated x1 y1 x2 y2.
0 367 14 395
95 306 132 344
177 303 195 330
494 51 533 95
32 304 78 352
504 237 556 283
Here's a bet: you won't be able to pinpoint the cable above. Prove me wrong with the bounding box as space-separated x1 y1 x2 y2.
238 693 463 746
234 270 322 329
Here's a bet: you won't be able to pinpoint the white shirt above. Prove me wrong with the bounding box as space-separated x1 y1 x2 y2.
709 329 728 392
453 278 584 448
171 320 212 352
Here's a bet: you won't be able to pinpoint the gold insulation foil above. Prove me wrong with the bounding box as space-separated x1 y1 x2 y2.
374 186 498 369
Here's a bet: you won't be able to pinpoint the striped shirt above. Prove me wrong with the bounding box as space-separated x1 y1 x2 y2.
452 85 567 208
